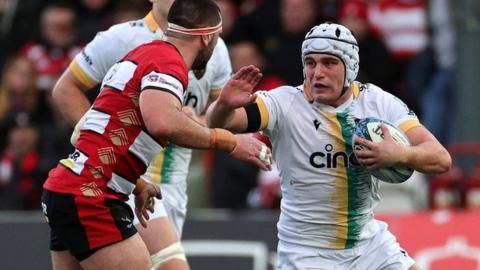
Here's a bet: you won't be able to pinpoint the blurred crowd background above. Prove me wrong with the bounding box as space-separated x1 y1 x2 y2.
0 0 478 213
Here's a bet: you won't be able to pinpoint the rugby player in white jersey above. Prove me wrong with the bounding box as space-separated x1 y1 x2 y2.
51 1 241 270
207 22 452 270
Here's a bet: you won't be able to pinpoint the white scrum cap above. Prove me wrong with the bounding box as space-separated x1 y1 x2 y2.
301 22 359 88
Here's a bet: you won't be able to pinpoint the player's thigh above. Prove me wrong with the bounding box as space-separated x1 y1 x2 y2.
80 233 151 270
161 183 188 237
51 250 82 270
136 216 178 254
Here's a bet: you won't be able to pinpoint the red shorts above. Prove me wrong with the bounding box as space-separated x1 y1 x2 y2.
41 189 137 261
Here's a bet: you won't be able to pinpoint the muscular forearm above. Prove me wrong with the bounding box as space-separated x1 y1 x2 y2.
141 91 236 152
206 100 235 128
400 141 451 174
205 100 248 133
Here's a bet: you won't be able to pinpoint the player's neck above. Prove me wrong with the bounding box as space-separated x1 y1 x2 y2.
151 8 168 31
331 87 353 108
166 37 199 69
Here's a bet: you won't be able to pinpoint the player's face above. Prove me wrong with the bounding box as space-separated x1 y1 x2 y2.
191 33 219 70
303 53 346 106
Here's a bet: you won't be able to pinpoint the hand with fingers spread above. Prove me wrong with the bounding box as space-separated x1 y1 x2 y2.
353 124 408 170
230 133 272 171
218 65 263 109
133 178 162 228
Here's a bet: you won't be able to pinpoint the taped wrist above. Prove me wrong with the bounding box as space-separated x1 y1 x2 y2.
133 178 147 195
209 128 237 152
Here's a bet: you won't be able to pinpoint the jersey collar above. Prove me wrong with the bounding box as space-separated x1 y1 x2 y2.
144 12 160 32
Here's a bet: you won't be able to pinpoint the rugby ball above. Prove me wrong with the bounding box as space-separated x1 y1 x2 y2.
352 117 414 183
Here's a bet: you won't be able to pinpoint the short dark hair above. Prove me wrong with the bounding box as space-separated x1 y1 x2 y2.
167 0 221 29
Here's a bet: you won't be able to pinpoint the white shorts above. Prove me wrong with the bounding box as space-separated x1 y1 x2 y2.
277 220 415 270
127 181 188 238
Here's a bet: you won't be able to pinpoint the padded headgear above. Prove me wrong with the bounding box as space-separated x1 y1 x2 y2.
301 22 359 88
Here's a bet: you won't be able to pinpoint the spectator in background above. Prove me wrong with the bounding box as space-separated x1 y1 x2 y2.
112 0 150 24
0 0 49 70
0 123 42 210
368 0 428 112
404 0 456 145
230 41 285 90
229 0 320 85
339 0 395 90
214 0 239 42
0 54 73 192
0 56 46 149
20 2 81 91
74 0 115 42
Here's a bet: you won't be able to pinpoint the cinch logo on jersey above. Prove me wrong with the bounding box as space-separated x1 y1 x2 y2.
309 144 359 168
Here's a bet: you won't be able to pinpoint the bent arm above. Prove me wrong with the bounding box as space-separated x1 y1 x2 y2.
141 89 226 149
401 126 452 174
206 99 249 132
141 89 271 170
51 67 93 126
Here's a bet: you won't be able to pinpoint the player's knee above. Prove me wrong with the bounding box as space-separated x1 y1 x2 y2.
151 242 187 269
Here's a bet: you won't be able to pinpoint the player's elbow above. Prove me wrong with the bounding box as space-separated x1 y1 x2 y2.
51 78 67 102
430 148 452 174
145 118 176 141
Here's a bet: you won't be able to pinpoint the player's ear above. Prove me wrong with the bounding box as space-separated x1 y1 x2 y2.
200 34 213 47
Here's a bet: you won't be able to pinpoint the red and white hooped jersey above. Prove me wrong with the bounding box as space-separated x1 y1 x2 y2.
43 40 188 200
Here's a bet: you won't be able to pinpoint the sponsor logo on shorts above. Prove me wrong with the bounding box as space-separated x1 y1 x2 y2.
121 217 133 228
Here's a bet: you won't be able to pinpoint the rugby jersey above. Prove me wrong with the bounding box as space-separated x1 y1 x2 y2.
43 40 188 200
256 82 420 249
70 12 232 186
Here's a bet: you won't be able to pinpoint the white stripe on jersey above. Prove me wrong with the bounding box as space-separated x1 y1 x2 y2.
101 61 138 91
129 131 164 166
108 173 136 195
141 71 184 103
83 109 111 134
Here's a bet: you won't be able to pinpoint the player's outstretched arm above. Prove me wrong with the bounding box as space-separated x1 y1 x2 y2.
206 65 262 132
354 124 451 174
51 67 93 126
140 89 271 171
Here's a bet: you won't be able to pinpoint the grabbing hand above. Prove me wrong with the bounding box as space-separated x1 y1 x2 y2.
218 65 263 109
230 133 272 171
353 124 407 170
133 180 161 228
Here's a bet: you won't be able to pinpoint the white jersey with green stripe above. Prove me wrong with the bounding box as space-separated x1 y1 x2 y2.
71 13 232 186
256 82 420 249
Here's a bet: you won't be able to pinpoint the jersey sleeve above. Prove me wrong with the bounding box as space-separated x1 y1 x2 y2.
374 84 421 133
255 86 296 135
137 45 188 105
70 24 130 88
141 71 185 104
209 38 232 96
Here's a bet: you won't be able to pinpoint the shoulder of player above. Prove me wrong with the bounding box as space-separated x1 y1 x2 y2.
99 18 149 40
355 81 394 100
256 85 302 101
132 42 187 76
208 37 230 65
213 37 228 53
